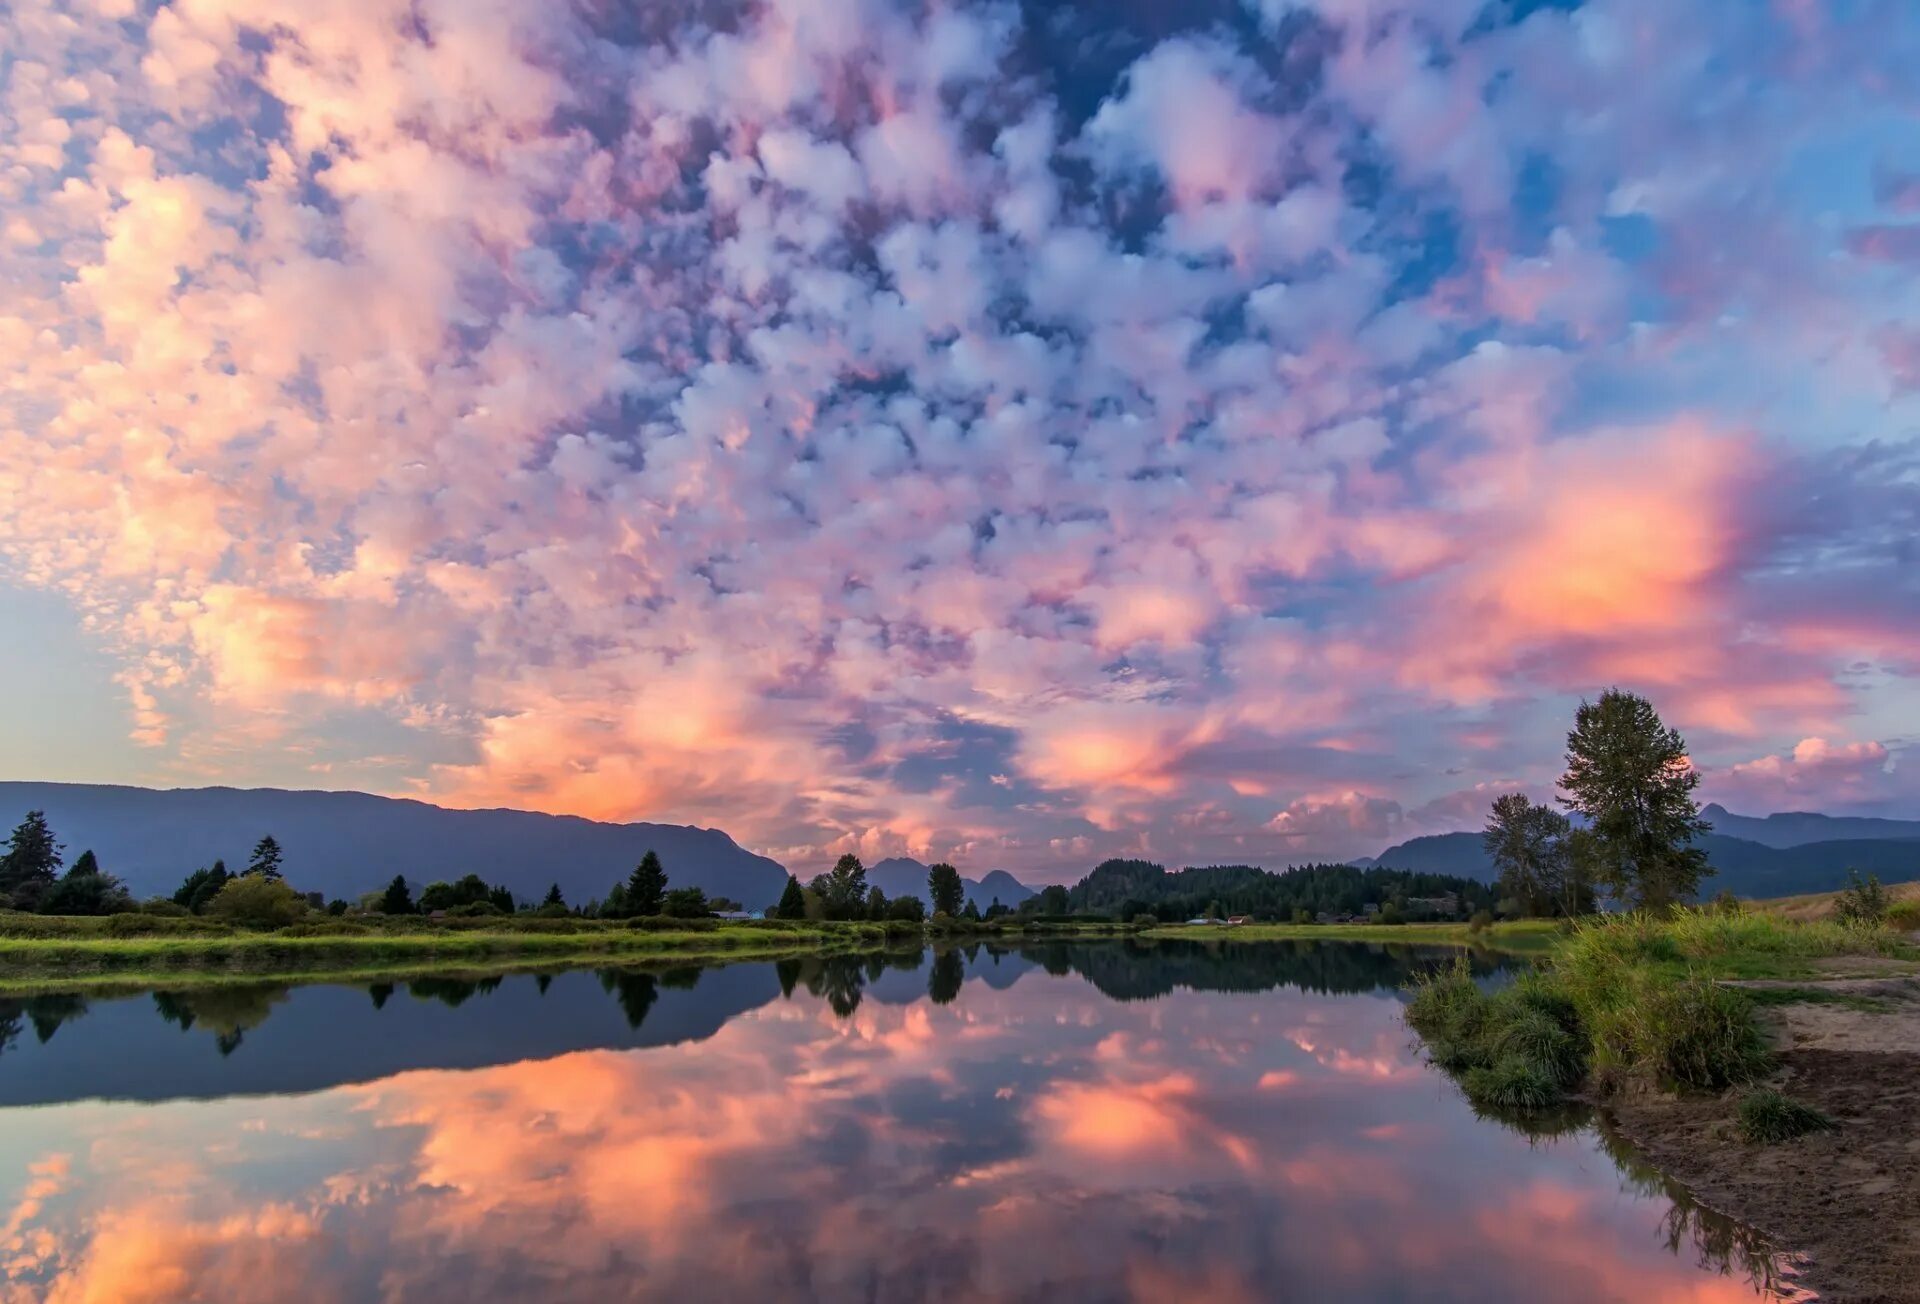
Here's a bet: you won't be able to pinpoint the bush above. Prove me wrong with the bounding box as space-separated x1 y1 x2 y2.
277 920 373 937
1737 1088 1834 1144
139 898 192 917
1131 912 1158 929
1836 870 1889 928
446 901 504 918
1468 909 1494 932
104 912 230 937
1462 1056 1561 1110
205 876 308 928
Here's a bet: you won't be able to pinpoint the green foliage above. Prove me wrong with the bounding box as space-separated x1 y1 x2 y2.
447 901 503 917
542 882 565 909
1469 909 1494 931
0 810 63 907
1835 870 1889 927
1376 902 1404 925
661 886 710 918
627 850 668 916
1558 689 1711 909
379 875 415 915
1736 1088 1835 1144
173 861 231 914
1462 1056 1561 1111
774 874 807 919
206 875 309 928
810 854 869 920
885 894 926 922
245 835 284 880
419 874 510 914
40 855 133 916
1483 793 1591 917
1065 857 1496 922
927 862 965 917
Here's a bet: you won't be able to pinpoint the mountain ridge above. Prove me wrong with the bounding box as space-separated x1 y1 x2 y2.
0 782 790 908
867 856 1041 909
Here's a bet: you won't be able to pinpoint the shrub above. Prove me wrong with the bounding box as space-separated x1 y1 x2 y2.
1737 1088 1834 1144
446 901 503 918
139 898 192 917
1468 909 1494 932
1836 870 1889 928
205 876 308 928
277 920 373 937
1462 1055 1561 1110
1594 976 1771 1090
1131 912 1158 929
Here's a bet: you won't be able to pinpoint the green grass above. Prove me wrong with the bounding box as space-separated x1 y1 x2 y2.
1146 919 1562 955
1400 909 1895 1111
1736 1088 1835 1144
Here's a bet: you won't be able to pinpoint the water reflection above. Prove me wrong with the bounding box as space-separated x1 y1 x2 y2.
0 942 1802 1302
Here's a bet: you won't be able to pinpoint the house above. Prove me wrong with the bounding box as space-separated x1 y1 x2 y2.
1226 916 1252 926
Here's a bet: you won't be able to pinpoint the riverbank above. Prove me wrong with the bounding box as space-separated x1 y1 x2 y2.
1404 910 1920 1301
1144 918 1563 954
0 914 1148 994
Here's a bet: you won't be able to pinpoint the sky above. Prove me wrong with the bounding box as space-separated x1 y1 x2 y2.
0 0 1917 882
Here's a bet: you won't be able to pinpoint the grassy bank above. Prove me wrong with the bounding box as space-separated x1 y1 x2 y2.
1404 911 1913 1111
1144 918 1563 955
0 913 1145 994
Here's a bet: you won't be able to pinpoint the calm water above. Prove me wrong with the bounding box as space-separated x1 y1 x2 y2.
0 941 1802 1302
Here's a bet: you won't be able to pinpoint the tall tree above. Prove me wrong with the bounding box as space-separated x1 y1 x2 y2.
543 882 565 908
926 862 965 917
775 874 807 919
627 850 668 916
0 810 63 905
810 854 867 919
1559 689 1712 909
1482 794 1589 917
246 835 284 880
69 850 100 878
379 875 415 914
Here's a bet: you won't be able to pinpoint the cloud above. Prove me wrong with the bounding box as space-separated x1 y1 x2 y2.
0 0 1917 878
1711 737 1907 815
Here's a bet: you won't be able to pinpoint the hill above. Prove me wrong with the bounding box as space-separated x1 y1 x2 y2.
1363 828 1920 900
0 783 789 909
1698 804 1920 849
866 857 1038 910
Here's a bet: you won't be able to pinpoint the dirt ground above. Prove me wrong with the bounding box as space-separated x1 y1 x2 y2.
1605 976 1920 1302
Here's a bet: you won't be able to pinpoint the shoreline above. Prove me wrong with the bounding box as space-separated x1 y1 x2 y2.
0 916 1547 994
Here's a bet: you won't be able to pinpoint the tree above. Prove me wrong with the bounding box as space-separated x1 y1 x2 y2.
1559 689 1712 909
886 895 926 922
245 835 284 880
810 854 868 920
927 862 965 917
41 853 131 916
174 861 231 914
379 875 415 915
865 886 888 920
488 884 515 913
627 850 668 916
1034 884 1069 916
543 883 565 908
928 949 964 1004
775 874 807 919
1482 793 1590 917
206 876 307 927
1 810 63 907
661 886 710 918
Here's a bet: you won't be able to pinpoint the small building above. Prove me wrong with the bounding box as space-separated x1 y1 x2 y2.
714 910 760 921
1226 915 1252 926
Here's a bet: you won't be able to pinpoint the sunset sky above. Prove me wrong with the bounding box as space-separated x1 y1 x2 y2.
1 0 1916 879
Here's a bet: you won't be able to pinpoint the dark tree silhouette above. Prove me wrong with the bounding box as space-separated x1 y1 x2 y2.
775 874 807 919
927 862 965 917
246 835 284 880
1560 689 1712 909
379 874 415 915
627 850 668 916
0 810 63 907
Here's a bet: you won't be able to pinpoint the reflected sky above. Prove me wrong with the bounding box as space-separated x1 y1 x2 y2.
0 944 1801 1302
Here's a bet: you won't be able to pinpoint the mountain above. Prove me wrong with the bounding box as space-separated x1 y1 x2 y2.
0 783 789 908
1363 828 1920 900
865 857 1039 909
1698 804 1920 849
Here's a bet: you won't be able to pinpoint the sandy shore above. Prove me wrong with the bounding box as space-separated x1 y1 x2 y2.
1605 972 1920 1302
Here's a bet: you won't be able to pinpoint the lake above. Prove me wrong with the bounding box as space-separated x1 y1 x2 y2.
0 940 1805 1302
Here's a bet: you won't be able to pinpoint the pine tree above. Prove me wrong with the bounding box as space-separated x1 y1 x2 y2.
927 862 965 917
379 874 415 915
70 849 100 877
1559 689 1712 909
627 850 668 916
246 835 284 880
543 882 565 908
0 810 63 904
775 874 806 919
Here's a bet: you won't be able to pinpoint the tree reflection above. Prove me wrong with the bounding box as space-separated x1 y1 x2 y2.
152 985 292 1056
927 949 964 1005
597 969 658 1030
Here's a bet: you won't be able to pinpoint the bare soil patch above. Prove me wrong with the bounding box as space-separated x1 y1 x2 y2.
1607 978 1920 1302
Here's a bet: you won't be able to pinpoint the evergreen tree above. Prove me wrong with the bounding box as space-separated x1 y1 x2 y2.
543 882 565 908
865 885 888 920
927 862 965 917
627 850 668 916
488 884 516 913
0 810 63 906
379 874 415 915
70 849 100 877
1559 689 1712 909
963 898 983 922
245 835 284 880
41 854 131 915
775 874 807 919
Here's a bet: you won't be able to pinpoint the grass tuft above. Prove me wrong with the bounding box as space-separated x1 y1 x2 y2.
1736 1088 1835 1144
